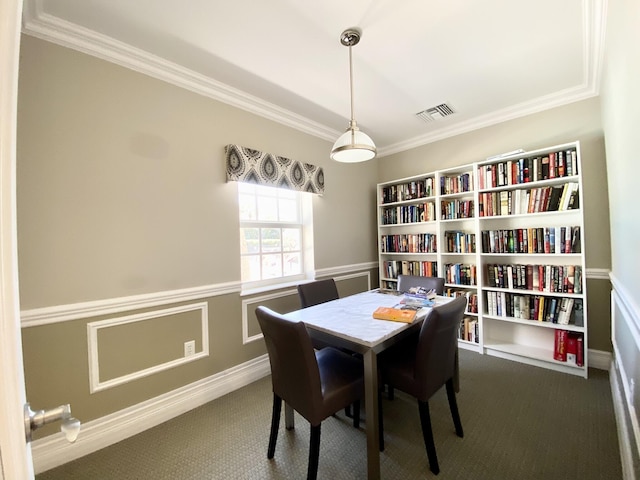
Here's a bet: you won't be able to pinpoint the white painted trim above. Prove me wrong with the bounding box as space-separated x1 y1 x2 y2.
241 288 298 345
315 262 377 279
31 354 271 474
610 274 640 345
585 267 610 280
611 360 639 480
610 284 640 462
87 303 210 393
587 348 611 370
21 1 340 144
21 282 240 328
1 0 33 477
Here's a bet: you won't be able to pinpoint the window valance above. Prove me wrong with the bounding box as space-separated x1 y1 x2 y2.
225 144 324 195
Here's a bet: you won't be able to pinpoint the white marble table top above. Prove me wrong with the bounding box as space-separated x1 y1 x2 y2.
283 290 452 348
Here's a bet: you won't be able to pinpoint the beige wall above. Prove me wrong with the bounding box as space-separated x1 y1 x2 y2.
378 97 612 350
18 26 620 447
600 0 640 468
16 35 379 309
17 35 378 438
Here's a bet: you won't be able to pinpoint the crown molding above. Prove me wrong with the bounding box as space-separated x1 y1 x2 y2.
21 0 340 143
21 0 606 157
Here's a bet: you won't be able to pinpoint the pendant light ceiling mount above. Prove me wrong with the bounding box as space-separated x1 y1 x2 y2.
330 27 377 163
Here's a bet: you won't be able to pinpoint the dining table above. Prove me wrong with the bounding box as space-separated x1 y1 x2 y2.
282 288 453 480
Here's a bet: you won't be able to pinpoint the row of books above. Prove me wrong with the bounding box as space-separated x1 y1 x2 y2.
444 263 477 286
486 263 583 294
444 230 477 253
444 290 479 314
477 149 578 189
554 330 584 366
478 183 579 218
441 199 474 220
381 177 435 204
440 172 473 195
380 202 436 225
459 317 479 343
380 234 438 254
481 226 581 254
485 291 583 326
382 260 438 279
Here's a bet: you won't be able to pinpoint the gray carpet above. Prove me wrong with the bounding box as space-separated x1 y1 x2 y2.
37 350 622 479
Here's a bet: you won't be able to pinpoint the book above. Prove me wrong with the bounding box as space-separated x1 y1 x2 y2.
553 329 568 362
372 306 417 323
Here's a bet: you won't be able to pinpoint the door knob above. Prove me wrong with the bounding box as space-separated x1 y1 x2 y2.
24 403 81 443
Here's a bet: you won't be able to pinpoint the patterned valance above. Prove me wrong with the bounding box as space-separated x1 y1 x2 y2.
225 145 324 195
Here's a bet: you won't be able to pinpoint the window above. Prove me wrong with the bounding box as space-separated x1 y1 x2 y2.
238 183 313 289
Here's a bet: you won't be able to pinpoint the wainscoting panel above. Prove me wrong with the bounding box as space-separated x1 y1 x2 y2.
87 302 209 393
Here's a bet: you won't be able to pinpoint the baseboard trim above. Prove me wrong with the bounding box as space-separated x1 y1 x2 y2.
588 348 612 370
611 359 639 480
31 354 270 474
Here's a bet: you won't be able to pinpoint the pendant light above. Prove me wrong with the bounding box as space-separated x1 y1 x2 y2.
330 28 377 163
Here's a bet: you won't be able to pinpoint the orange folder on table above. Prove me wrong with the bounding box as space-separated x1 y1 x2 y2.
372 306 417 323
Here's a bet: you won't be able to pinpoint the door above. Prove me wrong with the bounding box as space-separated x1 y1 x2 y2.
0 0 34 478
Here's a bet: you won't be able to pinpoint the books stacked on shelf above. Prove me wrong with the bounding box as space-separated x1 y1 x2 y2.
481 226 581 254
444 263 477 286
440 173 473 195
553 329 584 366
380 233 437 253
381 202 436 225
382 260 438 279
485 292 583 324
444 230 476 253
444 289 478 314
459 317 479 343
478 182 579 217
441 199 474 220
477 148 578 189
486 263 583 293
381 178 435 203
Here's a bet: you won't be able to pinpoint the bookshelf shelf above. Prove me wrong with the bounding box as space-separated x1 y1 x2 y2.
377 140 587 377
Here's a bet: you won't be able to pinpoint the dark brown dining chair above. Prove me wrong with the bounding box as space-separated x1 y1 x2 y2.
255 306 363 480
378 295 467 475
297 278 341 352
297 278 339 308
397 274 445 295
388 275 447 400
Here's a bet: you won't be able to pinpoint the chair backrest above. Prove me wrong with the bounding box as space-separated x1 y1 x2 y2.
297 278 339 308
397 275 445 295
414 296 467 400
255 306 322 419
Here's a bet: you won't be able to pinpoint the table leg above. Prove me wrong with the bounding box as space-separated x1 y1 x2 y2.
284 403 294 430
363 349 380 479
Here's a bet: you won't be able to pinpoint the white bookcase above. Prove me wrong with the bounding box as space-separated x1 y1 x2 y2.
377 141 587 377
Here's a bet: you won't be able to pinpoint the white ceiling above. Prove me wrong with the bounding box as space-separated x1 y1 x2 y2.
21 0 606 157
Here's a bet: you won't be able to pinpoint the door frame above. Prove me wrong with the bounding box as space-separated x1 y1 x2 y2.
0 0 33 478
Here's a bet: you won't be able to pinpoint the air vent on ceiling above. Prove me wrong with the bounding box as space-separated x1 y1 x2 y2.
415 103 456 123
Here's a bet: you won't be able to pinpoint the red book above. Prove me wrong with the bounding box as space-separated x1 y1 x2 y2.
576 335 584 367
553 330 568 362
549 152 556 178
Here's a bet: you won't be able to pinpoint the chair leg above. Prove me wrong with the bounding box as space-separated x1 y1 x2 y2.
418 400 439 475
446 378 464 437
387 384 395 400
345 405 352 418
352 401 360 429
378 389 384 452
308 424 321 480
267 394 282 459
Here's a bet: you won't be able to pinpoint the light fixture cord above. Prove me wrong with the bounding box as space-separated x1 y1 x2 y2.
348 45 355 127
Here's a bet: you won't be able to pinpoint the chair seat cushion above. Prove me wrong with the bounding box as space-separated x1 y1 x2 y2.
314 347 363 424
